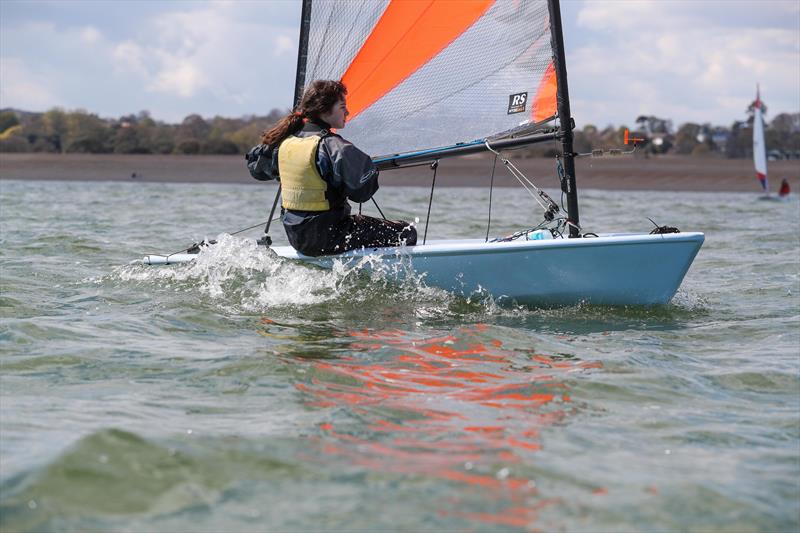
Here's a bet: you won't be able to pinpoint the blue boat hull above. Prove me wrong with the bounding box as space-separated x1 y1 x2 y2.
144 233 704 306
275 232 705 306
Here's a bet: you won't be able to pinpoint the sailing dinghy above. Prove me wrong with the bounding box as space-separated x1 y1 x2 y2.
753 86 792 202
753 85 774 201
143 0 704 306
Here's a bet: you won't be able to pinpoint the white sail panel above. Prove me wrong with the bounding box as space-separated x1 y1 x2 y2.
305 1 391 82
753 92 768 192
303 0 556 157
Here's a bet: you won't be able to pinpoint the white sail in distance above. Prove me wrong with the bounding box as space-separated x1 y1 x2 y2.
753 86 768 192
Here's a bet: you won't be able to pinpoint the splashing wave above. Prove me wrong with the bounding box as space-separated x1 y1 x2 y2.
109 234 455 313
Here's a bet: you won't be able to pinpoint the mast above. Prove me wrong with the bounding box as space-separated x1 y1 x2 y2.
293 0 313 108
548 0 580 237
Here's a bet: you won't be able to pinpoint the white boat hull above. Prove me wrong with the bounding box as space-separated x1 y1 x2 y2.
143 232 704 306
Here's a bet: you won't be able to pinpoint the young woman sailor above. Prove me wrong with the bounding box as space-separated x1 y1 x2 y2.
256 80 417 257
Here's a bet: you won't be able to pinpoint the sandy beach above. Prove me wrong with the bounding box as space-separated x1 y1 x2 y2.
1 152 797 192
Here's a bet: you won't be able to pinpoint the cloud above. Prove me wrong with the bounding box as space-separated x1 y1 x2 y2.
79 26 101 44
568 0 800 127
112 40 148 78
275 35 294 57
148 56 207 98
0 1 300 121
0 57 56 109
107 2 299 104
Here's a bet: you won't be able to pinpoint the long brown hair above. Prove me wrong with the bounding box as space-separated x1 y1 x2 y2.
260 80 347 147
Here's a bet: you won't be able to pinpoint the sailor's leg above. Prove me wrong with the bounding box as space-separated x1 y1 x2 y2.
349 215 417 249
323 215 417 254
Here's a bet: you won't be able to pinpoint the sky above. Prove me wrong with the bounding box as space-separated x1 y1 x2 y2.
1 0 798 128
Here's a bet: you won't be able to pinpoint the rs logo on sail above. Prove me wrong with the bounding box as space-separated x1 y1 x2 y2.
507 92 528 114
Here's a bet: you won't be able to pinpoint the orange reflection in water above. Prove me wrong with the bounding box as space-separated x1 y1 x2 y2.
287 324 602 529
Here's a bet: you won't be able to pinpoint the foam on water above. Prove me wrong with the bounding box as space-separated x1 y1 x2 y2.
109 234 458 314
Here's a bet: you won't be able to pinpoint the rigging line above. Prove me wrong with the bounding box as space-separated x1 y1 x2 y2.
505 162 540 205
262 186 282 235
231 217 281 237
484 140 549 211
502 154 554 212
505 158 545 197
485 153 498 243
257 185 282 246
423 160 439 245
372 197 387 220
159 214 282 259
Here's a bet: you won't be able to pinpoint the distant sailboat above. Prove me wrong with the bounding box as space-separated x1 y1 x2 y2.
752 86 791 202
753 85 770 199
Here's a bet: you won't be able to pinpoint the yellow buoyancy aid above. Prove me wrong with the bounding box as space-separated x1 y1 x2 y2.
278 135 329 211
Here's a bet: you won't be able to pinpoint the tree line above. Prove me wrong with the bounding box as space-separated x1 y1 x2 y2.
0 106 798 159
0 108 287 156
524 112 800 160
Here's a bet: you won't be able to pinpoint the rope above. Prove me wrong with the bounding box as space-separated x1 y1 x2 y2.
484 140 550 212
157 213 282 261
372 197 387 220
484 140 562 219
423 160 439 245
231 217 280 237
482 140 579 242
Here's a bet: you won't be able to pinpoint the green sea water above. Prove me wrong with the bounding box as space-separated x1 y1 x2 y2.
1 179 798 532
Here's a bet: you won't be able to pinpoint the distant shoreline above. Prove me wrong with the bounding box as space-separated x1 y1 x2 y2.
1 153 797 192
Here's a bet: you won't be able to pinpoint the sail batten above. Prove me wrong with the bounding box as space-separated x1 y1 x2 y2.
303 0 557 157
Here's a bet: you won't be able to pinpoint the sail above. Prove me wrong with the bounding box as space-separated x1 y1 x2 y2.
753 87 768 192
302 0 558 157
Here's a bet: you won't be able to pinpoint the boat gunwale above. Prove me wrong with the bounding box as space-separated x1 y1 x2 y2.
143 232 705 265
275 232 706 261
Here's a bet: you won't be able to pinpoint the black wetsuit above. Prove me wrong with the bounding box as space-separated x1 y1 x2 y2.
276 122 417 256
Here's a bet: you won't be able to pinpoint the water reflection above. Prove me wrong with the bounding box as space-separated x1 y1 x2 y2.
266 322 602 529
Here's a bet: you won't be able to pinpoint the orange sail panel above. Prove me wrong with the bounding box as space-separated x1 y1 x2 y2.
342 0 495 121
532 61 557 123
